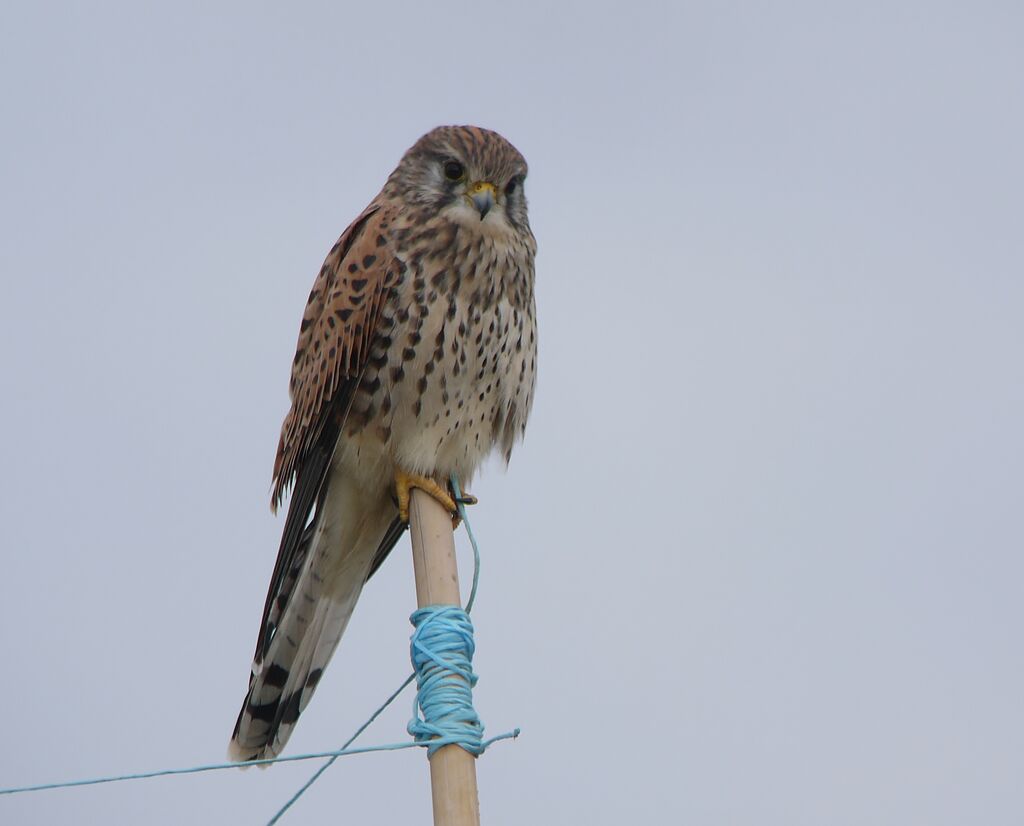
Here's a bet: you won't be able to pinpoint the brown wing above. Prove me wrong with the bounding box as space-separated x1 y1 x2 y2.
251 202 401 663
272 201 401 510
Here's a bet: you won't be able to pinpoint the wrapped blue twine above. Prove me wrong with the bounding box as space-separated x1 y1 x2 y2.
408 605 484 756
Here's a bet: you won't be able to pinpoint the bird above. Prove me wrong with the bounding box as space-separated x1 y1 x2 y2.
229 125 537 762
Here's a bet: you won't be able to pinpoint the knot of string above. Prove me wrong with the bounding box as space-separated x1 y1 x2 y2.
408 605 483 756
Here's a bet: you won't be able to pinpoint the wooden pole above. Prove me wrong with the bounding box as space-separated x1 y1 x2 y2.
408 487 482 826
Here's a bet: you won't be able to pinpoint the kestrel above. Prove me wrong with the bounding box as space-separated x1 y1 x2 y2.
229 126 537 762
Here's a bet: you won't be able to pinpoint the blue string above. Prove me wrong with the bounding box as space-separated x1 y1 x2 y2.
408 605 483 756
0 741 421 796
0 473 519 822
452 474 482 614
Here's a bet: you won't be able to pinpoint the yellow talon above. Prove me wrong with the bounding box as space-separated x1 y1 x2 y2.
395 469 458 524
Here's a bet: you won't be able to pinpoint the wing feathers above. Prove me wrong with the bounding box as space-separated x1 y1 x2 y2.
272 203 401 510
253 204 401 665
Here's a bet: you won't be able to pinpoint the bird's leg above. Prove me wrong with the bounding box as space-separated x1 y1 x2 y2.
394 468 459 524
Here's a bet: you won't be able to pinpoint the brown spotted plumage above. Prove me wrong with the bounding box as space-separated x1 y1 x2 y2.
272 203 404 509
230 126 537 762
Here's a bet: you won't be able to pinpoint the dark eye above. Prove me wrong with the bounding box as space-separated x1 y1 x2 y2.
443 160 465 181
505 177 519 196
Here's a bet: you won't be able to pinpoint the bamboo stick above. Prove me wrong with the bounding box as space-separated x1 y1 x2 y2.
408 487 482 826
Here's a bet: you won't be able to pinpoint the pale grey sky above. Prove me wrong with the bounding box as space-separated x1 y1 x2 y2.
1 2 1022 824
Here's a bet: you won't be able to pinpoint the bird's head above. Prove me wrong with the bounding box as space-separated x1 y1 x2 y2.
385 125 531 237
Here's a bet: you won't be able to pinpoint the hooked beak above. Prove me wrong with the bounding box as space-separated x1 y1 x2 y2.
467 181 497 220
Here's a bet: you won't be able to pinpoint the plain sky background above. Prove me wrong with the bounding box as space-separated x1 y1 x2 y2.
1 2 1022 824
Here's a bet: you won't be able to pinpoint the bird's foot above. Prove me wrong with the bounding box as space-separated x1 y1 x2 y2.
395 469 459 525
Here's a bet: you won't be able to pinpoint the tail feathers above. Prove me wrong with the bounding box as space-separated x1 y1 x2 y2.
229 582 364 762
229 472 399 764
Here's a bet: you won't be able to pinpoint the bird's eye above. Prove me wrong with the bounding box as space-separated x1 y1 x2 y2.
505 177 520 196
443 160 465 181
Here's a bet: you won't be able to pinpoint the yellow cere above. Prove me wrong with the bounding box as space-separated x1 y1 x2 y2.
469 181 498 197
